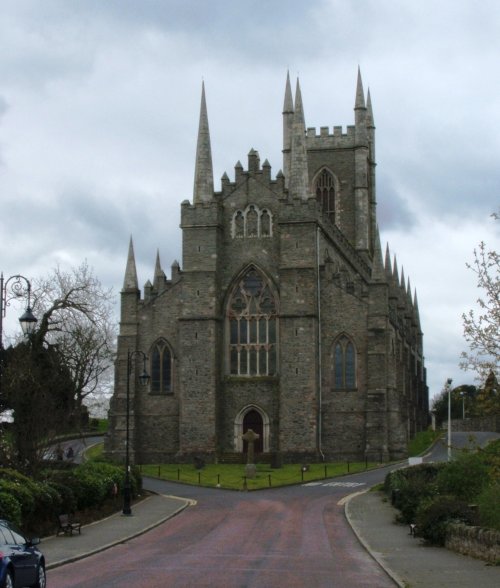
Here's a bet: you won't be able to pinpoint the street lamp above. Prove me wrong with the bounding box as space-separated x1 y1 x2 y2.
446 378 453 462
123 349 150 516
0 273 38 348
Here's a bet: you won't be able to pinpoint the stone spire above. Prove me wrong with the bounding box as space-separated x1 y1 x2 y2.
282 71 294 188
371 227 386 282
153 249 166 291
366 88 375 128
123 236 138 291
354 67 366 126
193 81 214 204
289 78 310 200
384 244 392 279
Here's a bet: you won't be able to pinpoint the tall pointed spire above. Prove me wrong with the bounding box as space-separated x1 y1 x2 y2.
384 243 392 278
123 236 138 291
371 227 386 282
193 81 214 204
154 249 163 280
366 89 375 128
289 78 310 200
153 249 165 291
354 67 366 127
282 71 294 188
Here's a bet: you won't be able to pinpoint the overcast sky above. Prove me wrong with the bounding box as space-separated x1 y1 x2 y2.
1 0 499 401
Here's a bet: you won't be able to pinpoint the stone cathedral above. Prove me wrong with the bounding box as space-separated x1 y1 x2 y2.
105 71 429 465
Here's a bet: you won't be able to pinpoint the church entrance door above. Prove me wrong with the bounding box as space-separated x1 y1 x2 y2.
243 409 264 454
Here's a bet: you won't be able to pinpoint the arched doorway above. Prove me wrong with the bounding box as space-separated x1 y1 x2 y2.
243 409 264 454
234 405 270 454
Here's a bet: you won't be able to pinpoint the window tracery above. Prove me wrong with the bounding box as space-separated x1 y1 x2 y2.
150 339 172 394
315 169 336 224
333 335 356 389
231 205 273 238
227 267 277 376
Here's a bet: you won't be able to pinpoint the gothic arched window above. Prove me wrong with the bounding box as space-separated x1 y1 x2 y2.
151 340 172 394
315 169 336 224
234 211 244 238
333 335 356 389
227 267 277 376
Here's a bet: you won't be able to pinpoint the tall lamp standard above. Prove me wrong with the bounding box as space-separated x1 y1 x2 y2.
446 378 453 462
123 349 150 516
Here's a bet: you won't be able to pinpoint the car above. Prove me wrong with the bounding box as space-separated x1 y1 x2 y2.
0 519 46 588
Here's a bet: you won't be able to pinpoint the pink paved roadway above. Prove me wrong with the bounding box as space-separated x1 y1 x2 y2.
48 492 395 587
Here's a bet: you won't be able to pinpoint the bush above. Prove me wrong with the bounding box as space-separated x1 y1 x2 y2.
436 452 490 501
0 491 22 527
415 495 476 545
384 463 443 523
0 479 36 521
477 483 500 531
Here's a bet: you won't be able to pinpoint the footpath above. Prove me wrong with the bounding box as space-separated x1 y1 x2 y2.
42 489 499 587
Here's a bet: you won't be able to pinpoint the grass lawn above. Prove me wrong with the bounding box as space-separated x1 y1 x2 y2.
408 429 442 457
139 461 376 490
87 430 443 491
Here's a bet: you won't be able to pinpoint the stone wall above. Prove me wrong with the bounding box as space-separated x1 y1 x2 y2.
446 523 500 564
444 416 500 433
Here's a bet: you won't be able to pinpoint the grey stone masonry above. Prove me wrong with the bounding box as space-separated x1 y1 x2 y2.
105 71 428 465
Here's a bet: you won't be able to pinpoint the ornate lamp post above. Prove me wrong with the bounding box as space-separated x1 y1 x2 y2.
0 273 38 348
123 349 150 516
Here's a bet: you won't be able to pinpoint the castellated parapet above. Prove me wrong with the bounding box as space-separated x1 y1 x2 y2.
105 71 428 466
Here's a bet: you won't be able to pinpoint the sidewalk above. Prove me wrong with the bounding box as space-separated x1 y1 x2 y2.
345 490 500 588
43 493 192 570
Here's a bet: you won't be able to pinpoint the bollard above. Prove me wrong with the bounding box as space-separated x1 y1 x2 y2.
347 461 350 473
158 465 161 477
268 474 272 487
324 465 327 479
177 468 180 481
198 472 201 484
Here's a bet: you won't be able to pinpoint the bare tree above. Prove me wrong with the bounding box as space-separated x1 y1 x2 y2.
461 213 500 382
31 261 116 416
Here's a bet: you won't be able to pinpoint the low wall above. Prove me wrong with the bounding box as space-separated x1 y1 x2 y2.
446 523 500 564
442 416 500 433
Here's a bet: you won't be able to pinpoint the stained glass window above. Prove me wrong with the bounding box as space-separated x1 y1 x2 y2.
227 268 277 376
333 335 356 389
316 169 336 224
151 340 172 393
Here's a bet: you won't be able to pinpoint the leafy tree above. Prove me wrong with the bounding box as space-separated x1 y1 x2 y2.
471 370 500 417
461 212 499 382
2 341 75 473
431 383 476 426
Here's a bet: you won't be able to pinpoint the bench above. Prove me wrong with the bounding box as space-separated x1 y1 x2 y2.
57 514 82 536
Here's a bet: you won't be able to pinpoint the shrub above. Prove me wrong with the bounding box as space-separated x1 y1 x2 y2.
0 479 35 521
436 452 490 501
0 491 22 527
45 481 77 514
415 495 476 545
384 463 443 523
477 483 500 531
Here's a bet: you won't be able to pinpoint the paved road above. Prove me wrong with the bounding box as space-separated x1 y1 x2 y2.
46 432 499 587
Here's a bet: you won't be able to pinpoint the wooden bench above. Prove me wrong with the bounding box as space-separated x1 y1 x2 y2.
57 514 82 536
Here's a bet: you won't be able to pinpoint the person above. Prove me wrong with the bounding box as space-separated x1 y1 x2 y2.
66 446 74 459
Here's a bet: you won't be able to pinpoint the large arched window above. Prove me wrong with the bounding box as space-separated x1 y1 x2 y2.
227 267 277 376
315 169 336 224
150 339 172 394
333 335 356 389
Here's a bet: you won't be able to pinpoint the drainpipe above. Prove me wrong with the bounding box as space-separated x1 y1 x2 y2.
317 226 325 461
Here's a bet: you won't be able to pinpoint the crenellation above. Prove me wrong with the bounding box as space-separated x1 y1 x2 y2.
106 71 428 466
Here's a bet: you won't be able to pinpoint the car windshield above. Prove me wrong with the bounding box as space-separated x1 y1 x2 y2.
0 523 26 545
